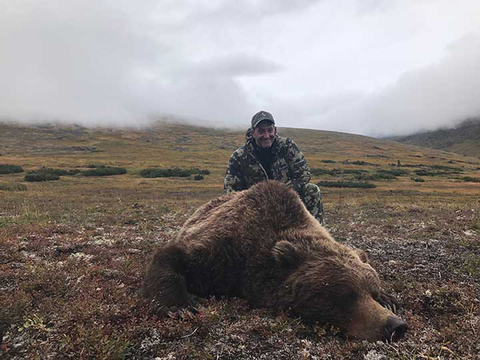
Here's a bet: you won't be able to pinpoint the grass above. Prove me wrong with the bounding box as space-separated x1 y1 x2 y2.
1 121 480 359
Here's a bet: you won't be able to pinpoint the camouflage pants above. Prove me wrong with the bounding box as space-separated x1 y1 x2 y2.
299 183 324 224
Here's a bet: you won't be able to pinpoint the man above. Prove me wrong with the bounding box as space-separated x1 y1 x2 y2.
224 111 324 224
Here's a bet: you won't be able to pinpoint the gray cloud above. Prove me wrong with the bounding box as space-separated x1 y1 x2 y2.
1 1 479 136
320 33 480 136
193 54 283 77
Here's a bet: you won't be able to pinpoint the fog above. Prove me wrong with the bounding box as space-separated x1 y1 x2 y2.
1 0 479 136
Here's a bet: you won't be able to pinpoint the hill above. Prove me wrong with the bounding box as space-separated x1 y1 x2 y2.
391 117 480 158
1 121 480 359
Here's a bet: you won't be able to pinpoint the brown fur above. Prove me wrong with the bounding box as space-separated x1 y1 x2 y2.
143 181 406 341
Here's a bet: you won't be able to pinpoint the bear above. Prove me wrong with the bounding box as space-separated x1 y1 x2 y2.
142 180 407 341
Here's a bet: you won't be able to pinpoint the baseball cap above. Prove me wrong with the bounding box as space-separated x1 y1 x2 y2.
251 111 275 128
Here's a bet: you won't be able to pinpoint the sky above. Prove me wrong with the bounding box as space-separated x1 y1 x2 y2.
1 0 480 137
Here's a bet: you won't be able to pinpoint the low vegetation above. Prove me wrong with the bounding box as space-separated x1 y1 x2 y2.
28 167 81 176
140 168 210 178
0 182 27 191
317 180 376 188
411 176 425 182
24 173 60 182
461 176 480 182
1 122 480 359
0 164 23 174
81 166 127 177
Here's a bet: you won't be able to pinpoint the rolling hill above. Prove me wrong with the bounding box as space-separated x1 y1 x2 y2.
391 117 480 158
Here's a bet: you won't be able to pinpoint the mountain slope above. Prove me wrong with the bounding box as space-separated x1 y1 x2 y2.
1 120 478 173
392 118 480 158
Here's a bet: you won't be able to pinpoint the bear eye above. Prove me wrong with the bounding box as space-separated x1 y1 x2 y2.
336 290 359 309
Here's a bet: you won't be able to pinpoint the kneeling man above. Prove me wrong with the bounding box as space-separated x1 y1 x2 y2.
224 111 324 224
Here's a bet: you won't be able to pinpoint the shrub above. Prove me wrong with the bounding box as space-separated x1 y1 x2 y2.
81 166 127 177
350 160 374 166
341 169 368 174
414 170 447 177
354 172 396 181
411 177 425 182
320 160 336 163
377 169 410 176
191 168 210 175
317 181 376 188
431 165 463 172
311 168 335 176
140 168 210 178
193 174 204 180
25 173 60 182
0 182 28 191
0 164 24 174
30 167 81 176
311 168 368 177
461 176 480 183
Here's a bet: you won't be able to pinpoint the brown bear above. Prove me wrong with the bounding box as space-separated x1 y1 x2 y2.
143 180 407 341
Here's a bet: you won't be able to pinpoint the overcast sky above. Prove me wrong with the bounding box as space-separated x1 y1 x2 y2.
1 0 480 136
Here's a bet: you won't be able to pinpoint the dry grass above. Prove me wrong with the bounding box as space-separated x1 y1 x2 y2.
1 122 480 359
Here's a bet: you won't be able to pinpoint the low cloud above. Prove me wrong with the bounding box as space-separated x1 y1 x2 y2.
319 33 480 136
1 1 479 136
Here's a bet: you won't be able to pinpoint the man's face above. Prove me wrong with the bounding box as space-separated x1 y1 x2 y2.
252 121 276 149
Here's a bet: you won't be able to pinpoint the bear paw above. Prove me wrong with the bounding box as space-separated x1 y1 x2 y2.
375 291 401 314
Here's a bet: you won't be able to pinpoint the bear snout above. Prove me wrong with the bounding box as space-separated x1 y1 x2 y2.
346 296 407 341
384 316 407 341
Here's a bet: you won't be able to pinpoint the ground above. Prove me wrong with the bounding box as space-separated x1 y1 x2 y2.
1 190 479 359
0 123 479 359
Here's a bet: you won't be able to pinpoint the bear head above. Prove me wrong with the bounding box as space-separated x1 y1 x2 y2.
272 240 407 341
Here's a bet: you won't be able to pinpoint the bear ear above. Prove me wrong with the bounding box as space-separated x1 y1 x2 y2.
272 241 304 268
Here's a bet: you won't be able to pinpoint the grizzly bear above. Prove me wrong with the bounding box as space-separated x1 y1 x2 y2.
143 181 407 341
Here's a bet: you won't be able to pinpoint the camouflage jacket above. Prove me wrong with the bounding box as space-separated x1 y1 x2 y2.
224 131 311 194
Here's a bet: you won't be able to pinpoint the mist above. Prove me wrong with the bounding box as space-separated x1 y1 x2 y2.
1 0 479 136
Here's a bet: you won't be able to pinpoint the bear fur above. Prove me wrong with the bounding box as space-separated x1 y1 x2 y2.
143 181 406 341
